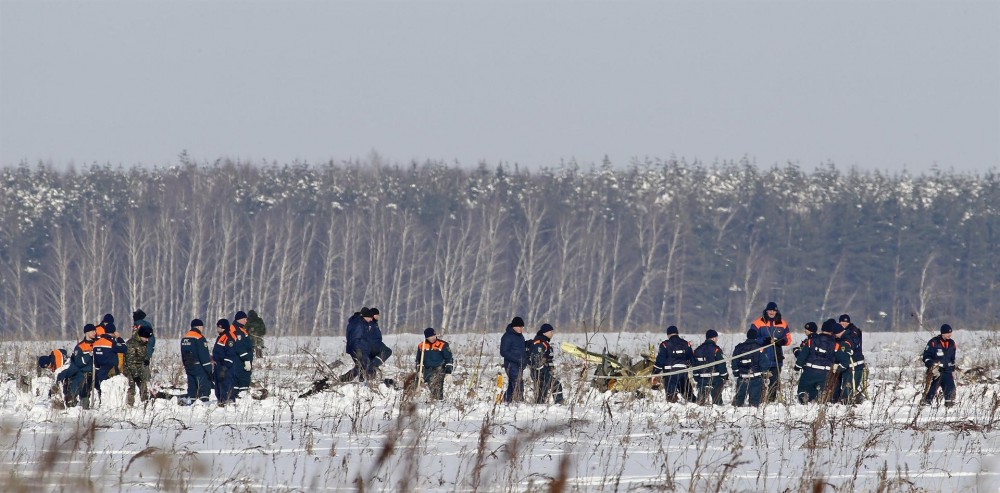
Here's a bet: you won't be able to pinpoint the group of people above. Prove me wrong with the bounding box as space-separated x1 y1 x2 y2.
40 302 958 409
653 302 958 408
38 311 157 409
40 309 267 409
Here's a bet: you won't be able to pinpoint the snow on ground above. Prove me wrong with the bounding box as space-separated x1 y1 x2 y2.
1 330 998 492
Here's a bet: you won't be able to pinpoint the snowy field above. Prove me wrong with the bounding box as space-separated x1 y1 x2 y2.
1 329 999 492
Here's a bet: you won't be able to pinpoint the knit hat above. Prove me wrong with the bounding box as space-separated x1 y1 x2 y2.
940 324 953 334
191 318 204 328
666 325 679 335
360 308 374 318
370 307 380 316
705 329 719 339
132 310 146 322
839 314 851 323
821 319 838 333
746 328 758 339
217 318 230 330
84 323 97 334
765 302 778 311
804 322 818 333
137 326 154 338
540 323 554 334
234 311 248 321
424 327 435 338
104 323 117 334
101 313 114 325
511 316 524 328
38 355 52 368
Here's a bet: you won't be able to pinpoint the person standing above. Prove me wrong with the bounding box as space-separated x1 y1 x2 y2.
131 309 156 372
231 311 254 398
180 319 213 405
528 324 565 404
245 310 267 358
693 330 728 405
213 319 238 406
499 316 527 403
731 328 766 407
367 308 393 373
752 302 791 403
922 324 958 407
792 322 818 361
123 325 153 406
794 319 852 404
838 314 866 404
92 323 125 396
415 327 454 401
56 324 97 409
654 326 694 403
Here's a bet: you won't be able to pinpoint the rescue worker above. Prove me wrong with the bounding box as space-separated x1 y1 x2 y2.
92 322 125 396
37 349 68 374
528 324 564 404
922 324 958 407
752 301 791 403
340 308 375 383
123 325 153 406
245 309 267 358
499 316 527 403
829 322 857 404
231 310 254 398
731 328 766 407
96 313 115 336
56 324 97 409
794 319 852 404
180 318 213 405
414 327 454 401
654 326 694 403
838 314 866 404
791 322 818 360
368 307 393 371
693 329 728 405
213 318 238 406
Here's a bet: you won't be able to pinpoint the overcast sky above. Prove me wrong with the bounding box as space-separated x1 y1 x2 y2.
1 1 997 174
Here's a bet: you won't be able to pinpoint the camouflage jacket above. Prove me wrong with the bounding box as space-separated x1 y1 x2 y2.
123 336 149 379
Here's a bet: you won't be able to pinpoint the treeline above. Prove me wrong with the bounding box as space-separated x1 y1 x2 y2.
1 156 998 338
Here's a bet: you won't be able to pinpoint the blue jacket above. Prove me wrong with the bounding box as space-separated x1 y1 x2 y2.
232 321 254 364
57 339 94 382
213 329 238 369
923 335 957 372
841 323 864 363
181 328 213 374
345 314 370 357
794 333 851 371
499 325 526 366
654 336 693 372
753 314 790 369
693 340 727 378
367 320 385 351
731 339 765 377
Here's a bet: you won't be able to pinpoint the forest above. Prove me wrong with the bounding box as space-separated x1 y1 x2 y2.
1 155 998 338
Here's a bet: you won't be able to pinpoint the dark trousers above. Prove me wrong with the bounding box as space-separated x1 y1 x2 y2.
531 366 565 404
924 371 956 406
831 368 857 404
214 366 235 404
696 376 725 405
663 372 695 403
233 365 251 397
796 368 828 404
503 363 524 403
421 366 446 400
65 372 94 408
186 368 212 401
733 376 763 407
763 366 781 403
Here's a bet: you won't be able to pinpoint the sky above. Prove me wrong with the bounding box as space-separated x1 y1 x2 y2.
1 1 998 174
